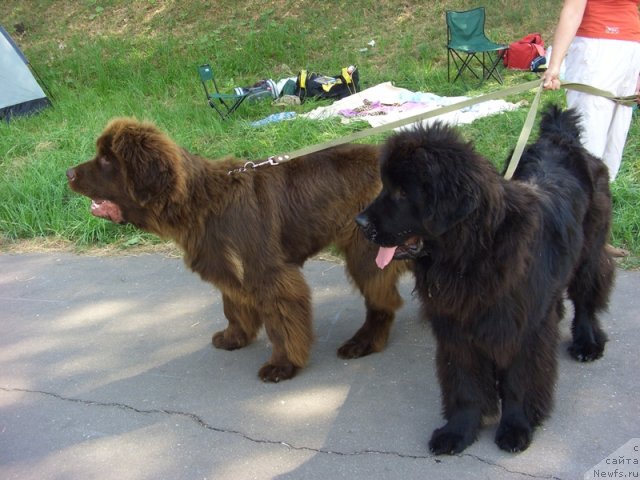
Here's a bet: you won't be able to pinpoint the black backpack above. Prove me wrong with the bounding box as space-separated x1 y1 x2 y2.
295 66 359 102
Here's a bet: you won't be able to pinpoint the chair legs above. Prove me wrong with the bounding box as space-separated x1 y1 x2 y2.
208 96 247 120
482 51 505 84
448 49 505 85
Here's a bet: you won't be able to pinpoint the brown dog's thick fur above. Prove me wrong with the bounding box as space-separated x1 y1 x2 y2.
67 119 407 382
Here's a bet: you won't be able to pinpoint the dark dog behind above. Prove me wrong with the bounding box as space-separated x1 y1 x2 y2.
67 119 407 382
356 106 614 454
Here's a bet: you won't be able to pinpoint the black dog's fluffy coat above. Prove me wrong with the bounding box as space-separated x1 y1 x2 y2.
356 106 614 454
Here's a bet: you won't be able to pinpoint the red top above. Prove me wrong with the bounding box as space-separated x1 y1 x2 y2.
576 0 640 41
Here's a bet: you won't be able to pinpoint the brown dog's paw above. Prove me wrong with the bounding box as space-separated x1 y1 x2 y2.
258 363 297 383
212 330 248 350
337 338 374 359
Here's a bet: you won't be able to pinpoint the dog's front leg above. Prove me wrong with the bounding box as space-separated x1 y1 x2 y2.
495 318 558 453
429 334 497 455
257 265 314 382
495 361 535 453
212 293 262 350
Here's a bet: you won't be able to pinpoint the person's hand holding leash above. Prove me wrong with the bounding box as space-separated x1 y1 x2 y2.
542 67 562 90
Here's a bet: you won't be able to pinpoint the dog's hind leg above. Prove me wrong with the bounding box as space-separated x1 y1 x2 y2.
338 236 404 358
213 292 262 350
568 169 615 362
567 249 614 361
256 264 314 382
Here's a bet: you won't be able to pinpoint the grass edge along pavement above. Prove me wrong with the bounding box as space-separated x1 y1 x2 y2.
0 0 638 267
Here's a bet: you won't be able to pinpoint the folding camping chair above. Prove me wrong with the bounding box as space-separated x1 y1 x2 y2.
198 64 249 120
446 7 508 85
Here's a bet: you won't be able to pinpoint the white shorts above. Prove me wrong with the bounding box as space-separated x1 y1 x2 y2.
563 36 640 180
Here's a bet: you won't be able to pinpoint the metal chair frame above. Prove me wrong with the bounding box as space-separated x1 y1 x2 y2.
198 64 248 120
446 7 508 85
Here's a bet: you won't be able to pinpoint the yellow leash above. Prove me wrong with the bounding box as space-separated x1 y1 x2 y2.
232 79 636 176
561 82 637 107
503 80 637 180
267 79 542 164
503 81 543 180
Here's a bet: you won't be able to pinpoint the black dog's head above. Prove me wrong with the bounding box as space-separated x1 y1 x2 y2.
356 122 494 269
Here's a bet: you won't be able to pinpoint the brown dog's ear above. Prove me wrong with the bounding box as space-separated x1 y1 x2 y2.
109 119 185 206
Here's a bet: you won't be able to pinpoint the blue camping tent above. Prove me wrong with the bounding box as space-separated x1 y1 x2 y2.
0 25 51 121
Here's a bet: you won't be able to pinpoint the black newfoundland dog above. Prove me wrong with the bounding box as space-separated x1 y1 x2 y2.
356 105 615 454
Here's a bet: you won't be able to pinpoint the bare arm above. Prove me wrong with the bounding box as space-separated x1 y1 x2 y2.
542 0 588 90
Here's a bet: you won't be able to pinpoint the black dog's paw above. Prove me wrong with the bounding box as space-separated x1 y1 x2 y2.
429 428 474 455
495 422 532 453
568 341 604 362
569 329 607 362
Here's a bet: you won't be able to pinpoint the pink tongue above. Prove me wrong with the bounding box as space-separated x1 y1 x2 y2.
91 200 124 223
376 246 397 269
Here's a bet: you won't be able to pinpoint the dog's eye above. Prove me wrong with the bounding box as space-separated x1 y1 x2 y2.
98 156 111 169
395 188 407 199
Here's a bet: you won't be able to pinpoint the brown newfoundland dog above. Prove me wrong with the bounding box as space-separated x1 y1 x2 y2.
67 119 407 382
356 106 614 454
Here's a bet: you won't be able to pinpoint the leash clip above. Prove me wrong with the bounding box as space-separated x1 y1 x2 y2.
246 156 282 169
228 155 289 175
267 154 290 164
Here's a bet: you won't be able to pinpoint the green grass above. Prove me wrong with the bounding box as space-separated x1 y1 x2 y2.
0 0 638 262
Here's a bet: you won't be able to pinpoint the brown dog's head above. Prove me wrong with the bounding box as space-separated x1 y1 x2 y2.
67 118 187 229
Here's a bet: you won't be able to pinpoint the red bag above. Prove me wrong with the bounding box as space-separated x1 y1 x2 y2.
503 33 545 70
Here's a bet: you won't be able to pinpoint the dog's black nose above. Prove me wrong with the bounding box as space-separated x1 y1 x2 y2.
66 168 76 182
355 213 370 229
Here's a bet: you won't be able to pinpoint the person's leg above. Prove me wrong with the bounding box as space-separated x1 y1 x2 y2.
602 40 640 180
564 37 611 162
565 37 640 181
566 90 613 163
602 104 633 180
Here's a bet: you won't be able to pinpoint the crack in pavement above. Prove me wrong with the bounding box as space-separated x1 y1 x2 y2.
3 387 563 478
462 453 564 480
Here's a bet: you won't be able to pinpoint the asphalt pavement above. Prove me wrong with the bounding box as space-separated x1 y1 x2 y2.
1 252 638 480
